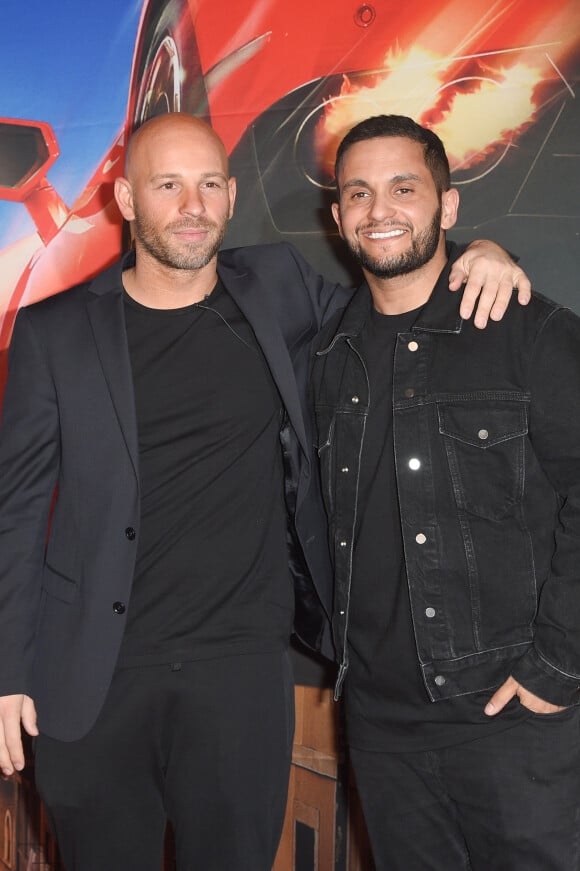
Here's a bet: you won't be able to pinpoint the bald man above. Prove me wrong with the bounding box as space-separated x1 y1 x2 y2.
0 113 529 870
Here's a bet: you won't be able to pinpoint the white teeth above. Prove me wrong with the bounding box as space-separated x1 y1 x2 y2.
366 229 405 239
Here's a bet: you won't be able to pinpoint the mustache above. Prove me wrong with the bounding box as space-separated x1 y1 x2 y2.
167 219 216 232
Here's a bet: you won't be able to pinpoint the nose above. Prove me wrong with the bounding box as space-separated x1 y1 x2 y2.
179 186 205 217
368 192 396 223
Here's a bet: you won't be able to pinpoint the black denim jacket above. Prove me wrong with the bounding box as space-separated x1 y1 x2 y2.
312 259 580 706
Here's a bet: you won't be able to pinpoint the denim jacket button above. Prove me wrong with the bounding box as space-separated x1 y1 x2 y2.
435 675 446 686
415 533 427 544
408 341 419 352
409 458 421 470
425 607 436 618
351 395 360 404
478 429 489 440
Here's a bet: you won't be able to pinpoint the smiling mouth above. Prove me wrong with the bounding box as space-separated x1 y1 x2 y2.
364 228 407 240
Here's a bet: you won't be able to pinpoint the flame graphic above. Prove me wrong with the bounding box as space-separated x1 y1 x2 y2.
316 46 544 181
435 63 542 172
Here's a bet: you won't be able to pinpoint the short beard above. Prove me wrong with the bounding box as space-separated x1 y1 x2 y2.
132 208 228 271
348 206 442 279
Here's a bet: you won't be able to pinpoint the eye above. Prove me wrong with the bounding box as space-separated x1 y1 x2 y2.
351 190 369 200
395 186 413 195
160 182 177 190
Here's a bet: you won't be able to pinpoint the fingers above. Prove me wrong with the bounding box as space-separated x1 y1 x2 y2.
514 270 532 306
0 695 27 776
516 686 565 715
449 243 533 328
448 259 467 292
484 675 519 716
458 268 501 327
454 256 500 325
485 676 567 716
484 276 518 325
21 695 39 738
457 273 526 328
487 270 532 323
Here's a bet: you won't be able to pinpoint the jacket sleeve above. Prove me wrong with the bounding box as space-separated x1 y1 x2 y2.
278 242 354 328
0 307 60 696
511 306 580 705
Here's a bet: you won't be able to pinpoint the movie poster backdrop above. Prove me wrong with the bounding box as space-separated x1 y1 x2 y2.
0 1 578 867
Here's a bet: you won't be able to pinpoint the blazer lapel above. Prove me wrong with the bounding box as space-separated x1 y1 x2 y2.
84 254 310 477
218 260 309 457
86 263 139 478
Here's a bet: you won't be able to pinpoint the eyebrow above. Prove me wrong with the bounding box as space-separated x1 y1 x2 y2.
341 172 423 190
149 171 229 182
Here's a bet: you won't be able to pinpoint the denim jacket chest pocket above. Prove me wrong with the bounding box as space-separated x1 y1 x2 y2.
437 398 529 521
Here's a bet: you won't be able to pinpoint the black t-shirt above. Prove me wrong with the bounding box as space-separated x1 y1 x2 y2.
345 304 528 752
117 279 293 666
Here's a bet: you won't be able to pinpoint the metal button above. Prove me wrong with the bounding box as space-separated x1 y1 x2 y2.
351 396 360 404
404 388 415 398
113 601 126 615
339 610 345 616
415 533 427 544
408 341 419 352
341 466 349 473
478 429 489 440
425 607 436 618
434 675 446 686
340 540 348 547
408 458 421 470
125 527 136 540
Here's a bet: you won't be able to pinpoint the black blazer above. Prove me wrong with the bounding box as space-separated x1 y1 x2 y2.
0 242 351 741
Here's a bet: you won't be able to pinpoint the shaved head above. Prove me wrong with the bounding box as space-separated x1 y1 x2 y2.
125 113 230 180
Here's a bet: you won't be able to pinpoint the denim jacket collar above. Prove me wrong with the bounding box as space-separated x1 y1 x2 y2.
412 256 464 335
318 253 464 356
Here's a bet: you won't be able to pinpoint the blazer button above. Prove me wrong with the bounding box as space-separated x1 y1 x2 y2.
125 527 136 540
113 601 126 615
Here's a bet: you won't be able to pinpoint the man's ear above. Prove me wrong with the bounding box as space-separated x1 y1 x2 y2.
441 188 459 231
227 176 237 220
331 201 344 239
114 177 135 222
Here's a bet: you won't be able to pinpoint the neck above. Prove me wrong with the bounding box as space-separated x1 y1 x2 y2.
365 248 448 315
123 248 219 309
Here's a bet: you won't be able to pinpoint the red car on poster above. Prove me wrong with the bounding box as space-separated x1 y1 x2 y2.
0 0 578 390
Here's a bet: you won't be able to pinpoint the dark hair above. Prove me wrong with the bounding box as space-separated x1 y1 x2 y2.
334 115 451 196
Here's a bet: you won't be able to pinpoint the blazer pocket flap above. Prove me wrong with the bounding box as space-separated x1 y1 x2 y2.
42 563 79 603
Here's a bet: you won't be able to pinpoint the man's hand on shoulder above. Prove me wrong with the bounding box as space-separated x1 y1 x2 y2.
449 240 532 329
0 694 38 776
484 675 566 717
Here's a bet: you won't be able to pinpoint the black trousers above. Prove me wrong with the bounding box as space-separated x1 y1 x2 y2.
350 705 580 871
34 650 294 871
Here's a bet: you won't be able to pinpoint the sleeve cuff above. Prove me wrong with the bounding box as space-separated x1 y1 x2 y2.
511 646 580 706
